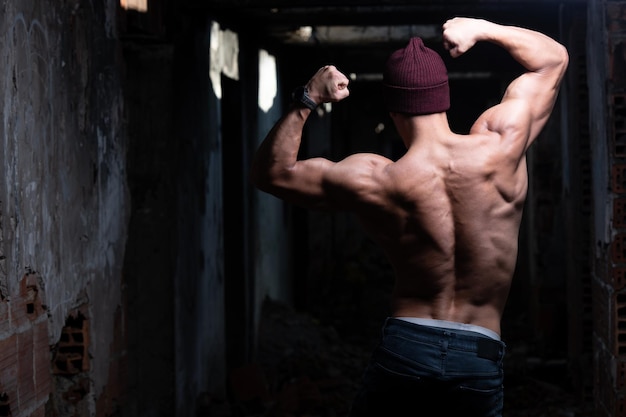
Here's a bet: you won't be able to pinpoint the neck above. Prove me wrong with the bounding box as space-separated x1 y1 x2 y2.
392 112 452 147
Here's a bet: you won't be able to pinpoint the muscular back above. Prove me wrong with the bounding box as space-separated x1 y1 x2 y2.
352 128 529 335
250 19 568 337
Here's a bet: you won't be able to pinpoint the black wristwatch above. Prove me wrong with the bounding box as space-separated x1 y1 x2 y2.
292 86 318 110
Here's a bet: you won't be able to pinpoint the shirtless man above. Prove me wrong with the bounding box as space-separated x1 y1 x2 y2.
250 17 568 417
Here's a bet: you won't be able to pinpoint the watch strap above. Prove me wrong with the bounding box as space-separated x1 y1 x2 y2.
293 86 318 110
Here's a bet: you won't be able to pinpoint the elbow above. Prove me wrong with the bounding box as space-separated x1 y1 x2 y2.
543 43 569 85
556 43 569 74
249 163 286 195
250 175 273 194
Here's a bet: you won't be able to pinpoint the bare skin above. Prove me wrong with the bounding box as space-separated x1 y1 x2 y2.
250 17 568 337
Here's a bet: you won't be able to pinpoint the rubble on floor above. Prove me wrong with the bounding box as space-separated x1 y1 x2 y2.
223 299 593 417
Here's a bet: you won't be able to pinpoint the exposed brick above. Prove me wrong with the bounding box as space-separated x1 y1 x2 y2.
610 40 626 88
618 360 626 392
0 334 18 401
33 320 52 403
615 95 626 130
608 3 626 34
9 296 29 330
615 199 626 228
19 273 43 318
95 306 128 417
52 311 89 376
614 94 626 159
0 275 53 415
613 165 626 194
617 393 626 417
612 233 626 263
612 267 626 290
616 292 626 357
17 329 35 405
0 302 9 334
7 274 45 332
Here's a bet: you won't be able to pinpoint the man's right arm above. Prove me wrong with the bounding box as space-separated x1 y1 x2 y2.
442 17 569 149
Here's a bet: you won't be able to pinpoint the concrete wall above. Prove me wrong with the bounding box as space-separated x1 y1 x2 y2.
254 51 292 312
122 38 177 417
0 3 238 415
0 0 128 416
121 10 237 417
173 17 227 416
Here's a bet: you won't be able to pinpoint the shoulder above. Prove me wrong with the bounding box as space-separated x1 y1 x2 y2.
324 153 395 209
469 99 532 153
330 153 393 176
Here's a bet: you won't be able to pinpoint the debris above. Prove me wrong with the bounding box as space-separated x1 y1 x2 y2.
223 298 593 417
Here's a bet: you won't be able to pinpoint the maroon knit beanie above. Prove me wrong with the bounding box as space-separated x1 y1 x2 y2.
382 37 450 115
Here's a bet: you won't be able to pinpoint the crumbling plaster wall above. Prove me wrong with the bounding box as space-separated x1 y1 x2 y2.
0 0 128 414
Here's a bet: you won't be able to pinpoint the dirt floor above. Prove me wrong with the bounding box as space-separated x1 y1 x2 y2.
219 298 595 417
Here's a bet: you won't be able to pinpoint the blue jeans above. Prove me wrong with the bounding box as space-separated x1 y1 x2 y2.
349 318 506 417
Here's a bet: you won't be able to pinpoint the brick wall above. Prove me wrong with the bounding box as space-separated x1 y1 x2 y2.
0 273 51 417
594 1 626 416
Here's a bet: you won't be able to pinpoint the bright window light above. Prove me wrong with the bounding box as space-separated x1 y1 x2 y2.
258 50 277 113
209 22 240 100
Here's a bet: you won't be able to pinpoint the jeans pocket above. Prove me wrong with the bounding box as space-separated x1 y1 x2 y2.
453 379 504 417
376 343 442 376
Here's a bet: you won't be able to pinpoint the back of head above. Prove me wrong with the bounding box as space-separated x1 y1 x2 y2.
383 37 450 115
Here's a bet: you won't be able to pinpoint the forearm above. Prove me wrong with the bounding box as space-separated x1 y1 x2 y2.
478 19 568 73
250 105 311 192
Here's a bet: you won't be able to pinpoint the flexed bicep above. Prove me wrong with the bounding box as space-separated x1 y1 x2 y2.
258 153 388 211
456 17 568 149
262 157 338 210
498 70 561 145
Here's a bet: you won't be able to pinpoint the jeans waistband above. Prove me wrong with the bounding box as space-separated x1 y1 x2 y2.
384 317 506 362
395 317 501 340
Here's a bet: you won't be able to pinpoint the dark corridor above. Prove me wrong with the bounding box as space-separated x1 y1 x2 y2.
210 1 594 416
0 0 616 416
120 0 601 416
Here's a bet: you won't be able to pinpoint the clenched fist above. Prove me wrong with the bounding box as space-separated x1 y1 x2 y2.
442 17 486 58
305 65 350 105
